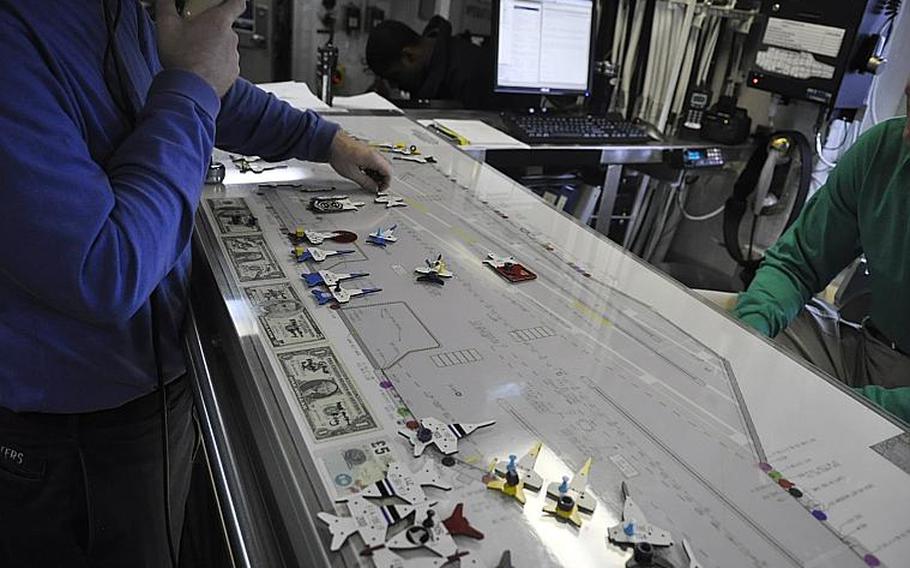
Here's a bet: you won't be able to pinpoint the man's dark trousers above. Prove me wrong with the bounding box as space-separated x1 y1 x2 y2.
0 375 194 567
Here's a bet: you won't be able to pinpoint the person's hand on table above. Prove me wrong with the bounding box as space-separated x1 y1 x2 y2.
329 131 393 192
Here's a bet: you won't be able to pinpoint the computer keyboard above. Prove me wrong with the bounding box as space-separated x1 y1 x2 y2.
501 113 654 145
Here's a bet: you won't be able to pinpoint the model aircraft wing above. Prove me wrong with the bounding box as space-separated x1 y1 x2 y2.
398 427 430 457
312 290 334 305
414 459 452 491
317 511 358 551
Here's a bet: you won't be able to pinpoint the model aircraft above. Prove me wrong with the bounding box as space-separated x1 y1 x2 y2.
394 154 437 164
341 460 452 505
371 142 420 156
293 246 355 263
312 283 382 305
543 457 596 527
290 229 357 245
682 538 703 568
483 253 518 268
367 225 398 247
487 442 544 504
494 441 543 491
414 255 454 285
483 253 537 282
486 456 529 505
385 503 483 559
361 546 446 568
607 481 673 548
231 154 287 174
302 269 369 288
309 195 364 213
398 417 495 457
317 495 416 551
375 192 407 208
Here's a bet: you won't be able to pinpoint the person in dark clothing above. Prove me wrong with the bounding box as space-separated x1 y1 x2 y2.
366 16 530 110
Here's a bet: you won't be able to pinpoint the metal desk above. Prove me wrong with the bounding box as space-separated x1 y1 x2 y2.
188 114 909 568
403 109 749 248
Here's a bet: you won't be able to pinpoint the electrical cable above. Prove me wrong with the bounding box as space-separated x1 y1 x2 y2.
102 2 177 565
677 184 726 221
814 131 838 169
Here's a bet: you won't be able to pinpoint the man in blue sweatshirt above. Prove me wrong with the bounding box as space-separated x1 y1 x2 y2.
0 0 392 565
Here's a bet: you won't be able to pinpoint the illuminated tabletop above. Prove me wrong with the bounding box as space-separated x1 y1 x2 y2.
191 114 910 568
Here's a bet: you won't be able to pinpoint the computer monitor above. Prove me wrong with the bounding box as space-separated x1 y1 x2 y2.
493 0 596 96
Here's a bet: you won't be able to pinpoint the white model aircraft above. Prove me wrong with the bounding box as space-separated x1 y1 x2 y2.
317 495 416 551
341 460 452 505
375 192 407 208
301 269 368 288
398 417 495 457
607 481 673 548
309 195 364 213
312 283 382 305
367 225 399 247
543 457 596 527
385 503 483 559
293 246 355 263
300 230 349 245
363 546 446 568
682 538 703 568
483 253 518 269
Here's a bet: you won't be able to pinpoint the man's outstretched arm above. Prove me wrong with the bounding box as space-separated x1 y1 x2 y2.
731 126 885 336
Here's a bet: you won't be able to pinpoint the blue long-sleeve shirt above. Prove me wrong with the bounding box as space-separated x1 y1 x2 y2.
0 1 339 413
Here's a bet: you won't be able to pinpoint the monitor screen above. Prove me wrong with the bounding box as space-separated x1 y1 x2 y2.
494 0 595 95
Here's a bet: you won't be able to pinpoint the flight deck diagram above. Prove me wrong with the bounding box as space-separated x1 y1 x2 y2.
201 118 908 567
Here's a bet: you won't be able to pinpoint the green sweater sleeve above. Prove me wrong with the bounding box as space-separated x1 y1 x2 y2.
731 126 882 337
857 386 910 424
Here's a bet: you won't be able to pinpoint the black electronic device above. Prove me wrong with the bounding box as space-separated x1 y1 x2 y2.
492 0 597 97
746 0 895 109
680 88 712 132
664 148 725 169
700 96 752 145
500 112 653 145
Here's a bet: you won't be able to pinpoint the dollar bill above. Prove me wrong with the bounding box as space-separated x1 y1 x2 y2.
319 438 397 497
278 347 378 441
222 235 284 282
208 197 260 234
243 283 324 347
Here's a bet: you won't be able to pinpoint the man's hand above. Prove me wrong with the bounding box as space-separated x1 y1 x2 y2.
329 131 393 192
155 0 246 97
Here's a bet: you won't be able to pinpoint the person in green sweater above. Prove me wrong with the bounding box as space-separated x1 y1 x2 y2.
733 79 910 423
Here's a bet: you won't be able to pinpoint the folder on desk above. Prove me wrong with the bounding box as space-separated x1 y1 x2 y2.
419 119 529 150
